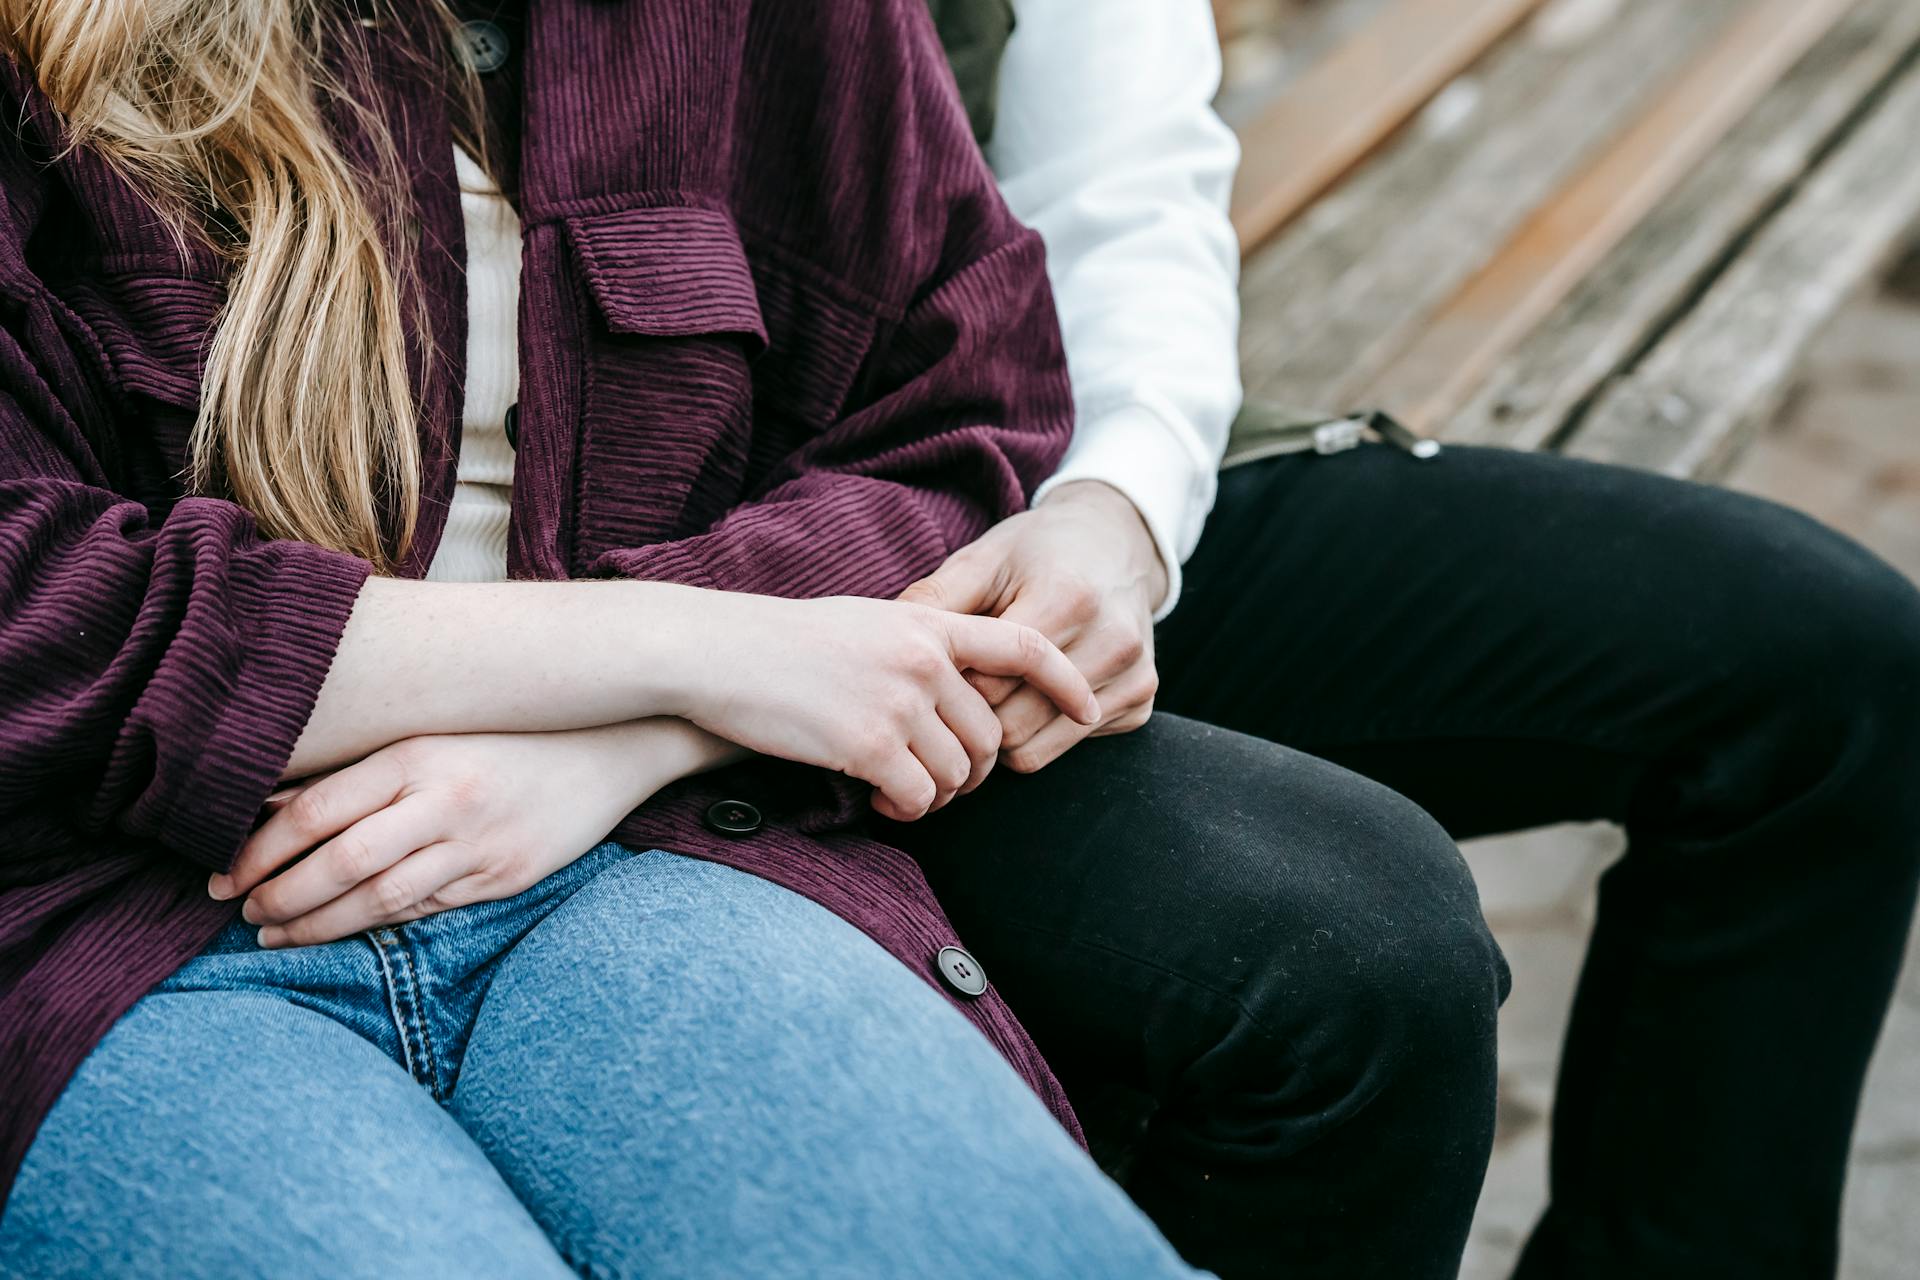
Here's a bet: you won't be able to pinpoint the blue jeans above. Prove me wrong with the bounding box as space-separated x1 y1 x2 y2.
1 845 1199 1278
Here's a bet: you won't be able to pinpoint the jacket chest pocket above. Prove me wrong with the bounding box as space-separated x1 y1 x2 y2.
566 205 769 556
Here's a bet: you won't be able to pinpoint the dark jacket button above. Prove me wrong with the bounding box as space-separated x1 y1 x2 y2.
456 19 511 73
703 799 762 836
934 946 988 998
503 403 519 450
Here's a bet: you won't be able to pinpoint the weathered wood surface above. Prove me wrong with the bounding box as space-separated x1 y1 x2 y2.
1365 0 1861 433
1212 0 1236 40
1217 0 1414 121
1226 0 1549 253
1236 0 1743 415
1560 53 1920 479
1445 0 1920 450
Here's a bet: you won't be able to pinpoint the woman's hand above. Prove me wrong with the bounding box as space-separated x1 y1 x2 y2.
211 719 734 948
668 595 1101 821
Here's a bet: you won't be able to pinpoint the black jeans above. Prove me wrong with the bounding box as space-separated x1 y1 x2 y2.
888 444 1920 1279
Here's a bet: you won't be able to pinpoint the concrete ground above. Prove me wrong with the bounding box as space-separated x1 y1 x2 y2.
1459 250 1920 1280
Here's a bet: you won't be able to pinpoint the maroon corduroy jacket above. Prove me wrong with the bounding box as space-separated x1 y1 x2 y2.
0 0 1081 1200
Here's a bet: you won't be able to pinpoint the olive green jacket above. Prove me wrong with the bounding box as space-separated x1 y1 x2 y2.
927 0 1016 143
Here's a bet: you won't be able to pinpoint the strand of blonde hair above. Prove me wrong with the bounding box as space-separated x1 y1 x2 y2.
4 0 475 571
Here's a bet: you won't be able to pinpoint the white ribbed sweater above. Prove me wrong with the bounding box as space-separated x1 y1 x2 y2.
426 147 521 583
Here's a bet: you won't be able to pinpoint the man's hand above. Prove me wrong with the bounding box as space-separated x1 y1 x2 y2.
900 481 1167 773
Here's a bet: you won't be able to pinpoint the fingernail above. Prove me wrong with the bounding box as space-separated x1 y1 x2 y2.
1084 695 1102 723
256 927 281 949
240 898 261 925
207 875 233 900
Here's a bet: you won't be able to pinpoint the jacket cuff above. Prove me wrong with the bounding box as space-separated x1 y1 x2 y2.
1031 400 1217 620
594 539 721 593
162 544 373 871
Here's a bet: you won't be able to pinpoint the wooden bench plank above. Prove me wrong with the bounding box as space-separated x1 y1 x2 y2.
1227 0 1549 253
1559 54 1920 479
1364 0 1861 434
1236 0 1743 416
1444 0 1920 450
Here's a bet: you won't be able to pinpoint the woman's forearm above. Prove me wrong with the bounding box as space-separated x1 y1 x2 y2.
289 577 1095 820
287 576 721 778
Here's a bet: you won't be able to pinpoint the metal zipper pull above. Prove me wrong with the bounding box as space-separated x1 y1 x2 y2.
1222 404 1442 470
1311 417 1367 454
1366 410 1442 459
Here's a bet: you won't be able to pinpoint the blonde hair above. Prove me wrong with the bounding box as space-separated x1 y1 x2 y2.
4 0 473 571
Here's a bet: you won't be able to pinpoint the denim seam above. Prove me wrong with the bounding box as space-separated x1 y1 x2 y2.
366 930 434 1095
391 935 447 1102
557 1240 624 1280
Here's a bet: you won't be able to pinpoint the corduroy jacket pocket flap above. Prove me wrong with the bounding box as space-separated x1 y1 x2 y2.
64 268 227 411
566 206 768 352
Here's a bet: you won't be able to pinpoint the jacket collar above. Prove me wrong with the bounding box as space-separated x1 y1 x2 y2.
516 0 741 225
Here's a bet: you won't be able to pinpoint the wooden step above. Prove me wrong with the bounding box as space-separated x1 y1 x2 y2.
1364 0 1863 434
1237 0 1745 413
1447 0 1920 450
1561 52 1920 478
1227 0 1547 254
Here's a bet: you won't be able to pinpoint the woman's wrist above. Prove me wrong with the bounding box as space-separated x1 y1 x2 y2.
609 582 724 720
629 586 775 724
565 717 750 811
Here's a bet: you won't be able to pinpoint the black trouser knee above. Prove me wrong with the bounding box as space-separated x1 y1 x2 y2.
891 715 1508 1280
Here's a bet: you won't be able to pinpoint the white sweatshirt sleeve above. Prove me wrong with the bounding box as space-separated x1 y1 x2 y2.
988 0 1243 617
